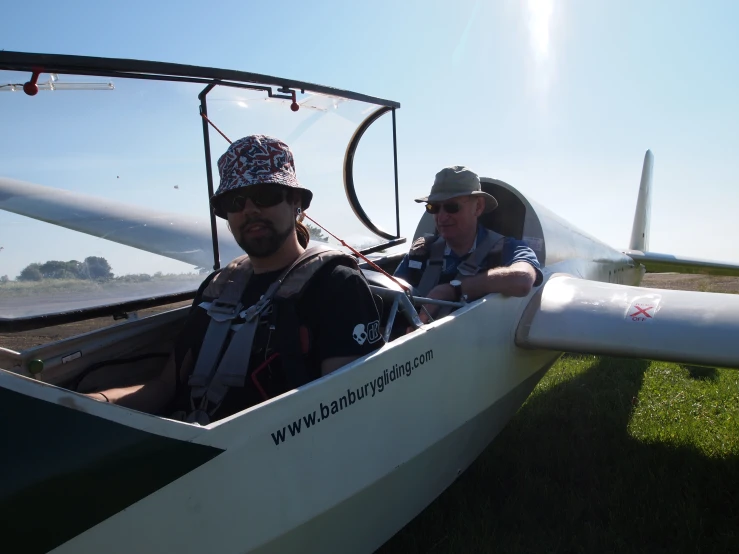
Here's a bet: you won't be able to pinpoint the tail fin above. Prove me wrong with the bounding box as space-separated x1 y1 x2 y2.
629 149 654 251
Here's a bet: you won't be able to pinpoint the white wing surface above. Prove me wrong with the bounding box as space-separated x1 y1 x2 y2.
624 249 739 276
516 275 739 369
0 176 241 269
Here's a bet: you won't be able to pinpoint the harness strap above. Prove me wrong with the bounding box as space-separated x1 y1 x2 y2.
187 256 252 389
415 237 446 297
455 229 504 278
420 229 505 319
188 244 341 421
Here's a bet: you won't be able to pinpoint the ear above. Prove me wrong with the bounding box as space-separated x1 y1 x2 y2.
474 196 485 217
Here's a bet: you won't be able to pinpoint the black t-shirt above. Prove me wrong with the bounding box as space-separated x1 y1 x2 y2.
172 257 383 419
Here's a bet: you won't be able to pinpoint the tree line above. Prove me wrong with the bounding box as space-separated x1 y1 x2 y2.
13 225 330 283
16 257 113 282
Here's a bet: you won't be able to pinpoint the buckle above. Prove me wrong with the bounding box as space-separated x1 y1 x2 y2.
456 261 478 276
207 300 242 322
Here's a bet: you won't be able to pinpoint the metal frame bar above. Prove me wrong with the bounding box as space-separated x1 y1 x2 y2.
198 84 221 271
0 51 400 108
343 106 397 240
392 108 401 238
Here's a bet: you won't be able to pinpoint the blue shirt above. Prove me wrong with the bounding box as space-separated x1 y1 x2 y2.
394 226 543 288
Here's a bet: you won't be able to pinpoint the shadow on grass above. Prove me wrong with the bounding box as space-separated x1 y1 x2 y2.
378 356 739 554
681 364 719 382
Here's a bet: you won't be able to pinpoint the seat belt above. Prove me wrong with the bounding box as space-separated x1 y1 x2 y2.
187 256 252 390
455 229 504 278
434 229 505 319
187 244 338 424
415 237 446 297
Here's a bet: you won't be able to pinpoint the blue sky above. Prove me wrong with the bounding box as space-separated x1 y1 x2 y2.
1 0 738 280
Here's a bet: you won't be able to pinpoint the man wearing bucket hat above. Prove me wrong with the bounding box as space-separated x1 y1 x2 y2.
394 165 542 322
86 135 383 424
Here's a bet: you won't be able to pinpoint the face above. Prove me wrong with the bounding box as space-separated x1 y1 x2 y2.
220 185 300 258
426 195 484 243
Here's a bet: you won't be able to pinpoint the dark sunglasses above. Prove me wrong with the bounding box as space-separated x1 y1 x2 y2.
425 201 462 215
220 187 286 213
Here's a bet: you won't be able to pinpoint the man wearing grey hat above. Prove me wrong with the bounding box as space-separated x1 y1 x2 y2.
394 165 543 323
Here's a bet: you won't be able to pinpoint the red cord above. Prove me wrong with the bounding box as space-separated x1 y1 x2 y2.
250 352 280 400
203 113 407 291
302 213 410 292
201 113 232 144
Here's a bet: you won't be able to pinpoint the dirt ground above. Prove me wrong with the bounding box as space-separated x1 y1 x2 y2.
3 274 739 353
1 301 192 352
640 273 739 294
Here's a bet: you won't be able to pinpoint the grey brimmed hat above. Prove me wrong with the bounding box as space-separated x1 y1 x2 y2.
415 165 498 213
210 135 313 219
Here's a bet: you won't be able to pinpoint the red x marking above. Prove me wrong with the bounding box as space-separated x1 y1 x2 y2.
630 305 653 318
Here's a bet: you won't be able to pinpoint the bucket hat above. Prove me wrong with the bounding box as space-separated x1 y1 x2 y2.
415 165 497 213
211 135 313 218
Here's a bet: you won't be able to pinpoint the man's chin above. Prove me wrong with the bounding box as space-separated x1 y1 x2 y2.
237 228 292 259
239 239 280 258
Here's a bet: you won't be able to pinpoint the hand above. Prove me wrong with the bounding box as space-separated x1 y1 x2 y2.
418 284 455 324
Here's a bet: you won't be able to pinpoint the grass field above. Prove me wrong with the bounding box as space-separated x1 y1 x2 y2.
379 274 739 554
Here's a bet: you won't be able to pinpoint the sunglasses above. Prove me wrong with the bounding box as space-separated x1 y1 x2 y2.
220 187 286 213
425 201 462 215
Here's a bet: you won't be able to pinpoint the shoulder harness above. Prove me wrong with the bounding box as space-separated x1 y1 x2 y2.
186 244 357 425
409 228 506 297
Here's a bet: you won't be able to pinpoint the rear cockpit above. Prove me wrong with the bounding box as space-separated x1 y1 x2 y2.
357 177 547 342
409 177 546 268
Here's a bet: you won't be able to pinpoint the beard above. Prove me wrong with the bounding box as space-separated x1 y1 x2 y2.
234 217 294 258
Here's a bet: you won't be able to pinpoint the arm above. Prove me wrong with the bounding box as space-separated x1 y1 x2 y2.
84 350 179 413
456 261 538 299
417 262 537 324
452 238 543 300
416 237 544 325
314 263 384 376
321 355 362 376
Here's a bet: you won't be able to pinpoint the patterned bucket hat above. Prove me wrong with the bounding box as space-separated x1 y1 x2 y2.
210 135 313 219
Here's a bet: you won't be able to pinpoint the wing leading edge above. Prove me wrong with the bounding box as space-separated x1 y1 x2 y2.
624 250 739 277
516 275 739 369
0 177 242 270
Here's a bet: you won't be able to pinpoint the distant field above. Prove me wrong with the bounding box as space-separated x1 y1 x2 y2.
379 274 739 554
0 275 203 321
641 273 739 294
0 274 202 297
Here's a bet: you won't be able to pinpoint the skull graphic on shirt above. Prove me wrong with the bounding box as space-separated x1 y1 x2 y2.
352 323 367 345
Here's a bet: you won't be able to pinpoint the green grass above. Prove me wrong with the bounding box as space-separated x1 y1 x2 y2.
379 354 739 554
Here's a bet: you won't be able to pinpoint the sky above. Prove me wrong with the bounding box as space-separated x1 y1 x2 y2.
1 0 739 283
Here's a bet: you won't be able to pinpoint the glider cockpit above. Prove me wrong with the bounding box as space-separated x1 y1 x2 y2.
0 52 427 393
410 176 547 268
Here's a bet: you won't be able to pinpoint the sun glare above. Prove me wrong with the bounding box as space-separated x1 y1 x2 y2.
528 0 554 60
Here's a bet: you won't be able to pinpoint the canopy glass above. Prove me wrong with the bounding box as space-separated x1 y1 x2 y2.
0 53 402 326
